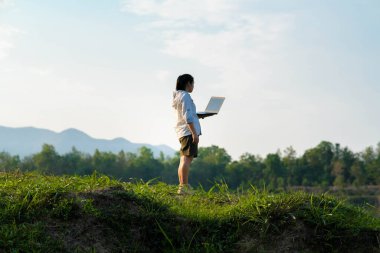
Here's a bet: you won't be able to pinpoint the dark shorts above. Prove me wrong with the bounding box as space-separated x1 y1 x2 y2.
179 135 198 158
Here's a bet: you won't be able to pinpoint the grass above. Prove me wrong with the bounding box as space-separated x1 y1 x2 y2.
0 171 379 252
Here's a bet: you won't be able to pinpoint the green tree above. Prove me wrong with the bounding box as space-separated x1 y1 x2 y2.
340 147 356 184
331 146 356 186
302 141 334 185
33 144 61 174
92 150 120 177
61 147 90 175
361 146 379 185
191 146 231 188
127 147 164 181
282 146 299 186
350 161 366 186
0 152 21 172
332 160 345 187
263 153 285 189
225 153 264 188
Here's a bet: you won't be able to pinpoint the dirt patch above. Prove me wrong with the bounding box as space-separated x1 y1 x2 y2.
46 216 119 253
234 220 380 253
45 186 141 252
235 220 311 253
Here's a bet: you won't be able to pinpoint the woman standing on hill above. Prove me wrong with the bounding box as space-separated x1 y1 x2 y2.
172 74 201 195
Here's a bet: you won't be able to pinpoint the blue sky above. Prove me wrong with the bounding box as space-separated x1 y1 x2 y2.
1 0 379 159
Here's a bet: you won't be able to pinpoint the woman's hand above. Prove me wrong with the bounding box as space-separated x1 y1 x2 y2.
192 134 199 144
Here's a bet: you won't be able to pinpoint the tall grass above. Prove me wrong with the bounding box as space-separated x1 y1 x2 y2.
0 171 378 252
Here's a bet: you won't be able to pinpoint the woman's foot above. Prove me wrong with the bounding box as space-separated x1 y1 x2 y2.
177 184 193 195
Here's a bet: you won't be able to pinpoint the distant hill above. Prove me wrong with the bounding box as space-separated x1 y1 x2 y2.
0 126 176 157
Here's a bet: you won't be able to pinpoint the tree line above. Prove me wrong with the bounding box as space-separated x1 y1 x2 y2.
0 141 379 189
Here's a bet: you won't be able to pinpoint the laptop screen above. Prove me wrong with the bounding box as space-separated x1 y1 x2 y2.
205 97 225 113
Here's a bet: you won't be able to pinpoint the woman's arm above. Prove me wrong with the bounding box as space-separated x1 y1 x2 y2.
181 94 199 143
187 122 199 144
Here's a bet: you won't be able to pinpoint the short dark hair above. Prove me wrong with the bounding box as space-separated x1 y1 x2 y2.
176 74 194 91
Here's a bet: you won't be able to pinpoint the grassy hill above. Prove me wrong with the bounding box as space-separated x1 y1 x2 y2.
0 171 379 252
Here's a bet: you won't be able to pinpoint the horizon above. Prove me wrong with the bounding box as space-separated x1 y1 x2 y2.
1 124 379 160
1 0 379 159
0 124 176 158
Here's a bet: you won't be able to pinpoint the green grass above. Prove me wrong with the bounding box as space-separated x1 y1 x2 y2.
0 171 379 252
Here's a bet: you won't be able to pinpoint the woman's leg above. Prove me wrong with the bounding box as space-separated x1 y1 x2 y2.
178 155 193 185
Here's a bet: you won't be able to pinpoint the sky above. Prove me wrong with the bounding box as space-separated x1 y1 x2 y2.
0 0 379 159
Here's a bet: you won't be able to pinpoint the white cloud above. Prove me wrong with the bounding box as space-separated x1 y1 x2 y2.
27 66 54 77
0 24 19 60
156 69 172 82
0 0 13 9
162 14 292 72
122 0 294 94
122 0 239 27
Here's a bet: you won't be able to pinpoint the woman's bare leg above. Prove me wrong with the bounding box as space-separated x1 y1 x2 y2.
178 155 193 185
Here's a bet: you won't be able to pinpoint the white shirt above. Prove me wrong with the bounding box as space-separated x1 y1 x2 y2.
172 90 202 139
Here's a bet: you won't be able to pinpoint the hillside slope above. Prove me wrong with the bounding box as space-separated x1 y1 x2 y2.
0 172 379 252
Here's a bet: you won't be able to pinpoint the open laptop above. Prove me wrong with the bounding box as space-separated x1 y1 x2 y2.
197 96 225 118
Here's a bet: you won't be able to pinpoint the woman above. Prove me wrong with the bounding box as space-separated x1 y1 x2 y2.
172 74 201 195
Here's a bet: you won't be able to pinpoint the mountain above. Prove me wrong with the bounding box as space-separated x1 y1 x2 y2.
0 126 176 157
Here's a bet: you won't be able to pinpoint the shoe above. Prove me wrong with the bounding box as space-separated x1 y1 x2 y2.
177 184 193 195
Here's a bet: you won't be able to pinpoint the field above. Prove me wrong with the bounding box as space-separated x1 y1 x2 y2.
0 171 379 252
